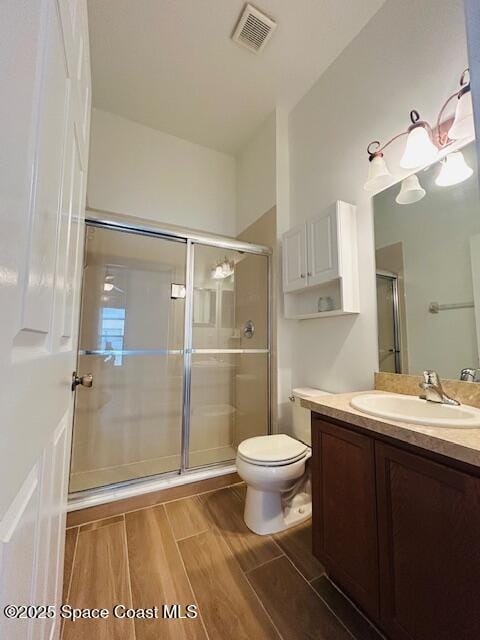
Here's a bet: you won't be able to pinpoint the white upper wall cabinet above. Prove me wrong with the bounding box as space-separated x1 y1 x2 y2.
282 223 308 292
282 201 359 319
307 207 339 286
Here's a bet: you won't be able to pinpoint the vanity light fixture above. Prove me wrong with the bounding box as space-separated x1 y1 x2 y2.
364 153 392 192
211 257 234 279
399 111 438 169
103 271 124 293
212 264 224 279
395 174 426 205
435 150 473 187
364 69 475 192
448 74 474 140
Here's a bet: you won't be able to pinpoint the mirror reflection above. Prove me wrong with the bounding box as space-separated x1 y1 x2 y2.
373 141 480 380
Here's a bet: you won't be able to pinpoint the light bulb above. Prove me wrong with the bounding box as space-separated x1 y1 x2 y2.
364 154 392 191
435 151 473 187
448 89 474 140
103 282 114 291
400 125 438 169
395 174 426 205
221 260 234 277
212 265 224 279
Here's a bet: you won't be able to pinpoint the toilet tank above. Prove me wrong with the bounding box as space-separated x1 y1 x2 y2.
291 388 332 446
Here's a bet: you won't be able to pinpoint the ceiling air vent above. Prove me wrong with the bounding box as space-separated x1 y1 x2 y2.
232 4 277 53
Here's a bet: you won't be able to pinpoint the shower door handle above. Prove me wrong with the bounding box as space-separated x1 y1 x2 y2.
72 372 93 390
243 320 255 339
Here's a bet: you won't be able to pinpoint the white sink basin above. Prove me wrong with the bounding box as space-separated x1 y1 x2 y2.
350 393 480 428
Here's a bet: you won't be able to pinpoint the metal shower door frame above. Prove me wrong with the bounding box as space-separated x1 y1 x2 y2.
78 211 272 485
376 271 402 374
180 239 272 472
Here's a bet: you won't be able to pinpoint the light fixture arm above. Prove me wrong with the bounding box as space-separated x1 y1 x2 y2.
367 131 408 160
435 68 470 147
366 68 470 161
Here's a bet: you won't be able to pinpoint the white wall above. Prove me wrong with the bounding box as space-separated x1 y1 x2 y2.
275 108 297 429
87 109 237 236
236 112 276 234
287 0 470 393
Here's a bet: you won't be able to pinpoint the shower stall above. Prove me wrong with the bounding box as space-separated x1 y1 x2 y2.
69 212 271 499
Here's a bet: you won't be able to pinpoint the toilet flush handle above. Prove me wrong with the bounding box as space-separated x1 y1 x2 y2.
289 394 295 402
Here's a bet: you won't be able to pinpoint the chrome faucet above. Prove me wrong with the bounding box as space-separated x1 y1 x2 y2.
419 370 460 405
460 367 480 383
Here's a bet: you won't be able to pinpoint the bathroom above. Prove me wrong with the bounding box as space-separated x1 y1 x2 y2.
1 0 480 638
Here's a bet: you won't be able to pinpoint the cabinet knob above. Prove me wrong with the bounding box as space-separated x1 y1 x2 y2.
300 273 305 278
307 272 312 276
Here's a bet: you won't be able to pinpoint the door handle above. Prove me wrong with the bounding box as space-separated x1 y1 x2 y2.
72 372 93 390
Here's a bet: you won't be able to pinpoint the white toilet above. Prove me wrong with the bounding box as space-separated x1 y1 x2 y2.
236 388 331 535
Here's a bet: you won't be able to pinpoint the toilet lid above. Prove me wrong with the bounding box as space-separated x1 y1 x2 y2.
238 434 308 465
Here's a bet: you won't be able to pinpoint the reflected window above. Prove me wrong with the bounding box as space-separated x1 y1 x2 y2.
99 307 126 365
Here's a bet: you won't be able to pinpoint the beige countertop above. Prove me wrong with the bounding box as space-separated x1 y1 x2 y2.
301 390 480 469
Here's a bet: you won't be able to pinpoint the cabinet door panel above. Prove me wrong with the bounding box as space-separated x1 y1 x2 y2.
312 418 379 618
307 207 339 286
282 224 307 292
376 442 480 640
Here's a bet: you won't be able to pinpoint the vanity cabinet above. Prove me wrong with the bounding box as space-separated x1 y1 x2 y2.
312 415 480 640
311 420 379 620
282 201 359 319
375 442 480 640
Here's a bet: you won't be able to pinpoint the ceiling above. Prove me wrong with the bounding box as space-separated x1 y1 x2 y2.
87 0 385 154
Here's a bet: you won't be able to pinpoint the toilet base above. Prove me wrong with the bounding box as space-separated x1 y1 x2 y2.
283 490 312 529
243 486 311 535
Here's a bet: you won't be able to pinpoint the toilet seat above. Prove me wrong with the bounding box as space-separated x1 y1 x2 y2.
237 434 309 467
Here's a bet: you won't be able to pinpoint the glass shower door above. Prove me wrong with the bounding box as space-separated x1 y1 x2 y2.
70 226 186 492
187 244 269 469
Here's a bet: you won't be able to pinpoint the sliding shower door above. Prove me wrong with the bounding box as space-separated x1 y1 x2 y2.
187 244 270 469
70 226 186 492
70 221 271 494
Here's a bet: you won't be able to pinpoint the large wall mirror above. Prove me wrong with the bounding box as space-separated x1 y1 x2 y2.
373 141 480 381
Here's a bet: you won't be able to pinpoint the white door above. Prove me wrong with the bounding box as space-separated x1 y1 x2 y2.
0 1 91 639
307 205 339 286
282 223 308 292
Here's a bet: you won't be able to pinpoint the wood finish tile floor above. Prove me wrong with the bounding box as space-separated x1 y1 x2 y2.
62 483 383 640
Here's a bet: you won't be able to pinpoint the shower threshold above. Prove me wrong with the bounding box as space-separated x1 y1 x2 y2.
68 461 237 513
69 445 236 493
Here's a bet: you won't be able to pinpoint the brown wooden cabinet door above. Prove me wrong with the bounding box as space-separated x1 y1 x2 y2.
312 417 379 619
375 442 480 640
